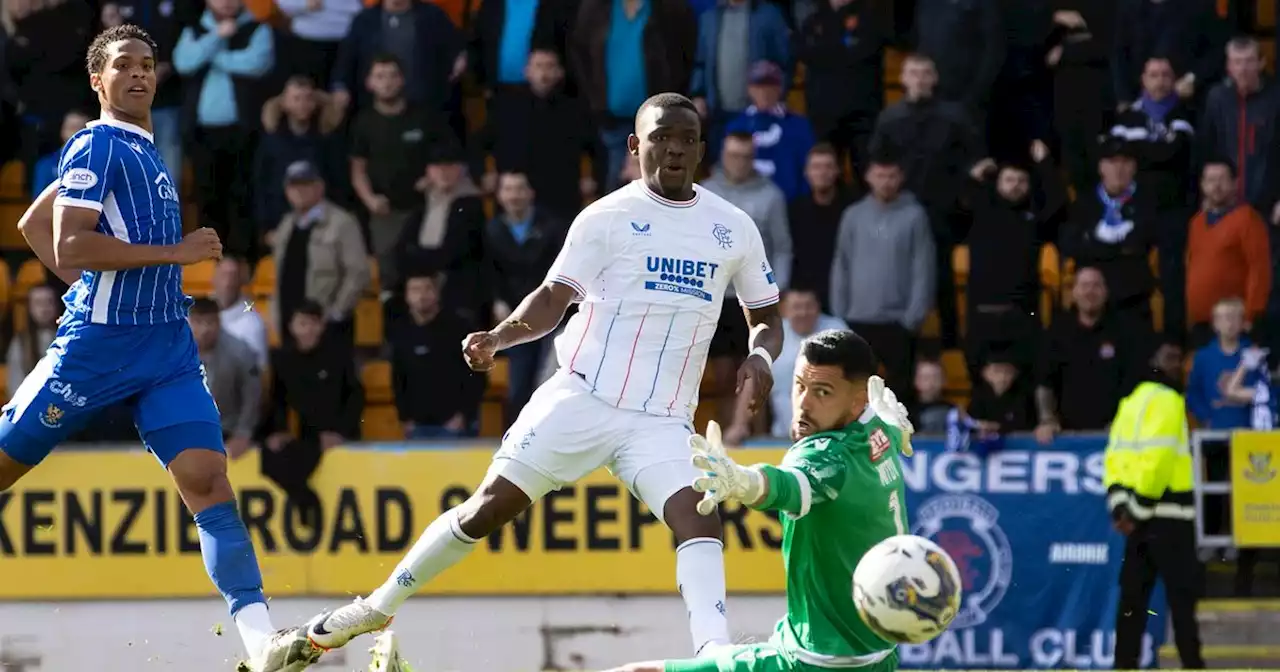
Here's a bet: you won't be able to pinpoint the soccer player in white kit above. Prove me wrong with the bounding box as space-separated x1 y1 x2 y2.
301 92 784 669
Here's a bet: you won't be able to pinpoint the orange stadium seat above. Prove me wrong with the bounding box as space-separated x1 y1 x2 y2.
367 258 381 295
362 360 393 404
354 297 383 347
479 400 504 437
183 260 216 297
253 257 276 298
361 404 403 441
0 204 28 250
1262 0 1276 28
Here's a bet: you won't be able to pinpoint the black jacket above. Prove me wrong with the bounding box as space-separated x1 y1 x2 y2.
332 2 464 111
1059 183 1159 304
1112 0 1225 104
870 98 983 220
389 311 486 426
398 193 487 317
793 0 890 118
484 208 568 308
912 0 1004 109
1109 99 1195 210
1199 79 1280 213
469 0 575 89
264 340 365 439
253 123 347 227
4 0 95 121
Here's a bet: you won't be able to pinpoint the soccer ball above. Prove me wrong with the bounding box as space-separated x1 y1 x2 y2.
852 534 963 644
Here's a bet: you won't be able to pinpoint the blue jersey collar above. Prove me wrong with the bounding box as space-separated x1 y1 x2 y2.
88 118 154 144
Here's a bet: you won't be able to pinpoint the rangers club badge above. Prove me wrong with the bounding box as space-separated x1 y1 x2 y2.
869 428 890 461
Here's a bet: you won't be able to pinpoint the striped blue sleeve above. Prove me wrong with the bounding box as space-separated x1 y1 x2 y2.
55 131 115 213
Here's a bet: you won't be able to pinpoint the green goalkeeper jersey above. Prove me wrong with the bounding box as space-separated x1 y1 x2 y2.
749 409 908 666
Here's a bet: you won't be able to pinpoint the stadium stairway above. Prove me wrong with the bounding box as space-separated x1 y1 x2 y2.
1160 599 1280 668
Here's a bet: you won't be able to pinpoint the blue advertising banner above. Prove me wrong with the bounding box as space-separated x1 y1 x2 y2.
897 435 1169 669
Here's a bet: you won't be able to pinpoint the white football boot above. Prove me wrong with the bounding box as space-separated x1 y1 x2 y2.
368 631 412 671
307 597 394 651
249 616 325 671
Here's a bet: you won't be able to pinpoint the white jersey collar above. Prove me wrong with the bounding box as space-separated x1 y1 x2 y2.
88 117 155 144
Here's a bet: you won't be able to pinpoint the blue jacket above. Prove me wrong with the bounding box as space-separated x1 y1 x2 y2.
689 0 791 113
1187 337 1266 429
724 104 814 200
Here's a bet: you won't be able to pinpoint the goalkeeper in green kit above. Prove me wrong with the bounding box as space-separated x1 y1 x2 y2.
605 330 913 672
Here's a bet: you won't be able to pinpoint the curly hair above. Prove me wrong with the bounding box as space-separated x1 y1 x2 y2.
85 24 158 74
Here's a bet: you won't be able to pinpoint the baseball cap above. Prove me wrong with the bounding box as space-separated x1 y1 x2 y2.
1097 135 1136 160
427 139 468 165
748 61 783 87
284 160 322 184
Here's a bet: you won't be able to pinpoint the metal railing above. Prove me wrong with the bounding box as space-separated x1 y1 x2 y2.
1191 429 1234 550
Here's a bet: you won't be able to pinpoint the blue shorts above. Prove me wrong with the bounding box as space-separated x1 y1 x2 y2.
0 318 224 467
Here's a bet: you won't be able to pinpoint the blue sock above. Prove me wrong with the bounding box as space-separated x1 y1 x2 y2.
194 500 267 617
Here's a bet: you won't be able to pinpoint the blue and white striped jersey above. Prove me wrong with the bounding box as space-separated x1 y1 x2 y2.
54 118 190 326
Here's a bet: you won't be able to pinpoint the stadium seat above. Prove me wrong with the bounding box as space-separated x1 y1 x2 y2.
487 355 510 394
362 359 393 404
361 404 403 441
11 258 45 333
366 257 381 295
479 400 504 437
1261 0 1276 28
952 245 970 282
884 49 904 85
256 298 280 348
0 161 23 200
941 349 970 392
183 260 216 297
0 204 28 250
354 297 383 347
252 257 276 297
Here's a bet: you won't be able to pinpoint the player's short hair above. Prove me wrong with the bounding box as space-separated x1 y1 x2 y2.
369 53 404 72
799 330 878 382
634 92 700 129
189 297 219 317
86 24 158 74
1203 157 1237 178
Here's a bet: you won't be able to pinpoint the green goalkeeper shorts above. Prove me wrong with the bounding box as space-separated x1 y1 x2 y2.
664 644 898 672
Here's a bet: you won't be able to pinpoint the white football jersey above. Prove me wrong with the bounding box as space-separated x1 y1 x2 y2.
546 180 780 419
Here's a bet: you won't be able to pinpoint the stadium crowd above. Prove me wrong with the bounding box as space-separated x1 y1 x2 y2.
0 0 1278 464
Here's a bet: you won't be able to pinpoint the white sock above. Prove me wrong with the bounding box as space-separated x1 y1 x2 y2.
234 602 275 658
676 537 731 655
366 509 478 615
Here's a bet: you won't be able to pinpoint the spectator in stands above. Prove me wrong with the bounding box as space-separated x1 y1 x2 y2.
788 143 852 312
330 0 465 115
985 1 1053 162
189 298 261 460
1034 267 1150 443
1188 297 1266 430
967 351 1036 435
483 171 567 424
911 0 1003 122
2 0 94 176
1187 160 1271 345
1111 56 1197 340
212 256 269 366
1113 0 1224 111
99 0 186 173
473 49 602 219
390 271 485 438
910 358 954 434
702 130 792 424
830 153 935 405
173 0 275 259
870 52 982 348
1060 136 1158 328
1200 36 1280 222
399 141 486 324
1046 1 1117 195
724 61 815 201
963 140 1064 376
350 54 447 294
689 0 791 155
469 0 575 96
729 286 846 444
30 110 89 196
262 301 365 522
569 0 696 190
274 0 361 86
255 75 346 236
6 284 60 396
271 160 370 350
793 0 891 174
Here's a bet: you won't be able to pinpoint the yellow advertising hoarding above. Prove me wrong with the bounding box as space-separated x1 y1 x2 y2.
0 447 788 599
1230 431 1280 547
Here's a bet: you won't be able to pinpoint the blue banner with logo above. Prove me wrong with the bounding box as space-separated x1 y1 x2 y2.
898 435 1169 669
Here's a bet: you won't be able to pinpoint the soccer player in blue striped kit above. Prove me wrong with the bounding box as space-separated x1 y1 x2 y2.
0 25 320 672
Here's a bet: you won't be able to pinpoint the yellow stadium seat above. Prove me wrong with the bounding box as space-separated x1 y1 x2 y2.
361 404 402 441
0 161 24 200
940 349 970 393
256 298 280 348
886 88 904 106
183 260 216 297
354 297 383 347
488 355 510 392
952 245 970 285
367 257 381 295
1261 0 1276 28
1039 244 1060 288
921 309 941 339
479 400 504 437
0 204 28 250
253 257 276 298
884 49 905 86
362 360 393 404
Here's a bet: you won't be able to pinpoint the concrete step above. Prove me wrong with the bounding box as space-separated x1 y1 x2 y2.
1162 600 1280 667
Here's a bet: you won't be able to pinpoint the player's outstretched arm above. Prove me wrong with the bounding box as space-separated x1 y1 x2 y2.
54 206 221 271
491 281 577 349
18 180 83 286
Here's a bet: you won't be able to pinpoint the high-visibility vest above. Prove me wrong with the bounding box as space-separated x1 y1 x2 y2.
1103 381 1196 522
